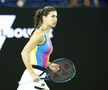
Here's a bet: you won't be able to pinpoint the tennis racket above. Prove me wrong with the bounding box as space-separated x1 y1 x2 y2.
41 58 76 83
19 58 76 85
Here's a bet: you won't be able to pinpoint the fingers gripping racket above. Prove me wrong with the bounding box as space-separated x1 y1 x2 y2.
41 58 76 83
19 58 76 85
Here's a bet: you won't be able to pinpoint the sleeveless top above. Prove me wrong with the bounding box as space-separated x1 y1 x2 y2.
30 32 53 69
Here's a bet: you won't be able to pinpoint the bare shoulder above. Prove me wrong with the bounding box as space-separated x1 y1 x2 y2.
22 30 44 52
30 29 44 42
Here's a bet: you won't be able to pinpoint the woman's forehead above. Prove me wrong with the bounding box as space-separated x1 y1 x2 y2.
48 11 57 16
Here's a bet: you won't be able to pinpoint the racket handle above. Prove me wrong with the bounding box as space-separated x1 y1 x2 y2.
40 78 45 79
40 78 48 80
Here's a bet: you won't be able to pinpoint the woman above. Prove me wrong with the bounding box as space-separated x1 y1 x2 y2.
17 6 59 90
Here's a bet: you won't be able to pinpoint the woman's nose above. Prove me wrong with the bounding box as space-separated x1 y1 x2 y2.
54 17 57 21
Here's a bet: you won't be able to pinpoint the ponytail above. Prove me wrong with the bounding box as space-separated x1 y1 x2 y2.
30 9 43 37
30 6 56 37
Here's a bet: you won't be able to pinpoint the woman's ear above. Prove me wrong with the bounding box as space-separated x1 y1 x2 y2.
42 16 46 22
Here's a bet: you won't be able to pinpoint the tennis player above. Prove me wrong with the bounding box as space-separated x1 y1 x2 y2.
17 6 59 90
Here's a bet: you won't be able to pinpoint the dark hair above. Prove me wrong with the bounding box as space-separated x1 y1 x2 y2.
34 6 56 29
30 6 56 37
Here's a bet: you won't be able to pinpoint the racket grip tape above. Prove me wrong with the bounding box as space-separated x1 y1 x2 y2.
40 78 49 80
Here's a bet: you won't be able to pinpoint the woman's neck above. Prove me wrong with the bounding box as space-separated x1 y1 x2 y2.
39 24 51 34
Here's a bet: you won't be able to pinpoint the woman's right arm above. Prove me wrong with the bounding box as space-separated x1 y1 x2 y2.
21 31 43 81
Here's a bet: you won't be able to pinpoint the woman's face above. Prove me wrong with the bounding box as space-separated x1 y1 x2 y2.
43 11 58 28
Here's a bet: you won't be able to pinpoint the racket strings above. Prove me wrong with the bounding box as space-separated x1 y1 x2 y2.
46 58 76 83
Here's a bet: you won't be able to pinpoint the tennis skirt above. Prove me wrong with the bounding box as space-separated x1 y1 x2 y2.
17 66 49 90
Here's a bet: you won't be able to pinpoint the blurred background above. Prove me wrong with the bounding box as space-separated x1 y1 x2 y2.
0 0 108 90
0 0 107 8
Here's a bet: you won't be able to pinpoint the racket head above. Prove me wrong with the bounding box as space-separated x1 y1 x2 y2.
46 58 76 83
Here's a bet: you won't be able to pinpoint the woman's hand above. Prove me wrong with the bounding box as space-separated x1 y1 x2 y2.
49 63 60 72
31 73 40 82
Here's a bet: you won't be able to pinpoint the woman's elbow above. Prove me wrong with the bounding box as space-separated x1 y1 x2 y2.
21 48 28 56
21 48 31 56
21 49 25 57
21 50 24 56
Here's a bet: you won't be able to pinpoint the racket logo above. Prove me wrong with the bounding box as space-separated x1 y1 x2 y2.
64 63 70 69
51 63 71 80
45 58 76 83
58 63 70 76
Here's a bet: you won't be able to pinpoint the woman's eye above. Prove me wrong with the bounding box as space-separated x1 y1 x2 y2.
52 15 55 17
